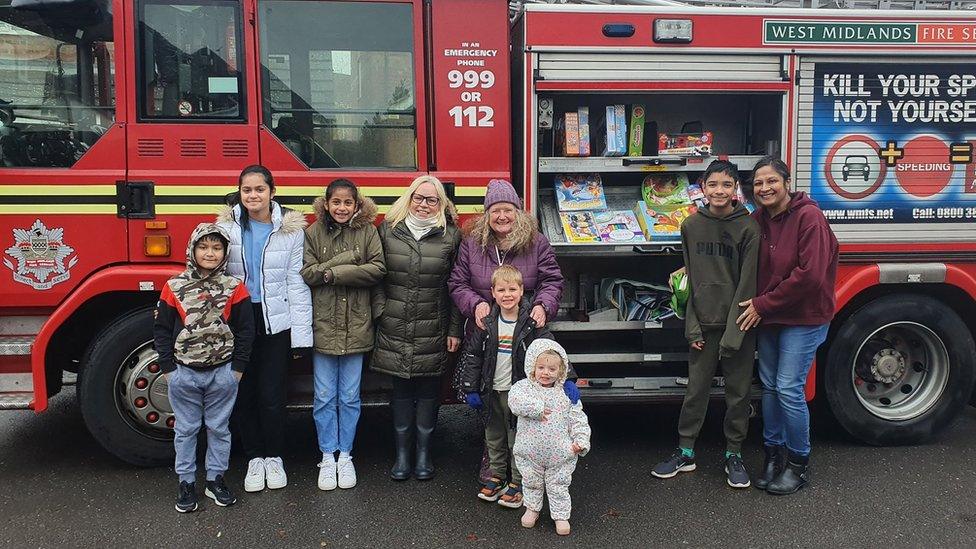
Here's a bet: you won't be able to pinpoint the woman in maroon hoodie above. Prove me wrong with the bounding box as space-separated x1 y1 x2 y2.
737 156 839 496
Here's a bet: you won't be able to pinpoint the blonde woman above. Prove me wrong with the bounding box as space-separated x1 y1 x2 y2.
370 175 462 481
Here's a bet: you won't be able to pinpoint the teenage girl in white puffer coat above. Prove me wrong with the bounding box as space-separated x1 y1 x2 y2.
216 165 312 493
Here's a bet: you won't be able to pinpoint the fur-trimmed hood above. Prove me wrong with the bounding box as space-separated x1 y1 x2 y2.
216 201 307 234
524 338 571 385
313 195 378 230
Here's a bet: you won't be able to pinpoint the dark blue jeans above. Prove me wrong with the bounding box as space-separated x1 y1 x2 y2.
758 324 829 457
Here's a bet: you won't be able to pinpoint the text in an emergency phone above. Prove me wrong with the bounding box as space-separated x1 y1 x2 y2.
810 62 976 224
444 43 496 128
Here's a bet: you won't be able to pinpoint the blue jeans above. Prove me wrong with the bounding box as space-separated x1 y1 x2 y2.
168 363 238 482
758 324 829 457
312 352 364 454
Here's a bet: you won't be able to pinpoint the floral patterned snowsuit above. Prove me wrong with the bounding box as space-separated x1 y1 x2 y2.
508 339 591 520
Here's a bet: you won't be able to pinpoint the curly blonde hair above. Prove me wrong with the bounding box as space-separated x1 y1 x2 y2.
531 350 567 383
467 207 539 255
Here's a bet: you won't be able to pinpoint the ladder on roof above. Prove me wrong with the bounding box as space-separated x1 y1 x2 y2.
512 0 976 10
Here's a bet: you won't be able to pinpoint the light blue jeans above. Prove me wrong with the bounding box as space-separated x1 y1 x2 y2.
168 363 238 482
758 324 830 457
312 352 364 454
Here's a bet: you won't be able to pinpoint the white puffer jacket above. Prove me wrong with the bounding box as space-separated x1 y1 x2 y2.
217 202 313 348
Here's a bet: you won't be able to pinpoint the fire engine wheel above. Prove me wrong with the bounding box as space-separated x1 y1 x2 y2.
79 307 174 466
824 295 976 446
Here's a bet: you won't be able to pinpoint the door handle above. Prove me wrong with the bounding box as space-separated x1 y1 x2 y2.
117 181 156 219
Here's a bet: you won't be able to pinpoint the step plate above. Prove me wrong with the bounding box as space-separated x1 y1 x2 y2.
0 392 33 410
0 335 33 356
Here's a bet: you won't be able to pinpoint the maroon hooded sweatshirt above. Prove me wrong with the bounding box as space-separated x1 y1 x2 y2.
751 192 839 326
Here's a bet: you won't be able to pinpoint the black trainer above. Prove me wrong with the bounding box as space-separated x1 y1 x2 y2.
205 475 238 507
175 481 198 513
651 449 696 479
725 454 751 488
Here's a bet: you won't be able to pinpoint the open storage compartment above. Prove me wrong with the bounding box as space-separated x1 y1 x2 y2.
532 90 784 400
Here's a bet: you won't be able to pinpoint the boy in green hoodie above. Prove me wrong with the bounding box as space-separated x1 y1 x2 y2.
652 160 760 489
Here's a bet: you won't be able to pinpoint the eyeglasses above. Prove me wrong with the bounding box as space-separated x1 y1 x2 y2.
411 193 440 206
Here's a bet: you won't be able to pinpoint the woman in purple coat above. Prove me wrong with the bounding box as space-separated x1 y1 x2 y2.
449 179 563 331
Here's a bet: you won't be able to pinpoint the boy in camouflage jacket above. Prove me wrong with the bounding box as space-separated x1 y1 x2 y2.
154 223 254 513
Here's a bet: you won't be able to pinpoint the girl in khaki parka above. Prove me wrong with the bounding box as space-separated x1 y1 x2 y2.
301 179 385 492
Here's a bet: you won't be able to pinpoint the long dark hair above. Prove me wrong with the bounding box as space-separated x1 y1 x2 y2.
322 178 360 231
231 164 277 232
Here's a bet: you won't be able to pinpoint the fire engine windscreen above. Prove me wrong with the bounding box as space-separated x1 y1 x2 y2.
0 0 115 168
258 0 416 170
138 0 244 120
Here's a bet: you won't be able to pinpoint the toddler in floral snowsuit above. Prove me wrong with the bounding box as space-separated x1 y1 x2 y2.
508 339 590 536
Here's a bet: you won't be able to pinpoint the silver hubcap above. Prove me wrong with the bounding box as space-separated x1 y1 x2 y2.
852 322 949 421
116 341 174 437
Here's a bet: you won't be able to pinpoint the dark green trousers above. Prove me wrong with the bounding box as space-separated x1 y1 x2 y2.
677 328 757 454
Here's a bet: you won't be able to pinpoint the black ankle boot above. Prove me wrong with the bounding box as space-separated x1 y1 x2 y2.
755 444 786 491
414 398 439 480
766 452 809 495
390 398 415 481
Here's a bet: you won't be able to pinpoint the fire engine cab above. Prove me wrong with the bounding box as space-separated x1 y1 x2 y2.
1 0 975 465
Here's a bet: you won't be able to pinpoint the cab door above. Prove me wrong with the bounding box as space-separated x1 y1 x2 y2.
253 0 429 214
124 0 259 262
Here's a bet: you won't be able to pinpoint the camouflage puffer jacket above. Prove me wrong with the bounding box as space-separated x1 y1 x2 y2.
153 223 255 373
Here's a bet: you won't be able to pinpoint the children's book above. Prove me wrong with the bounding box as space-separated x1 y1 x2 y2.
560 212 601 243
634 201 697 240
641 173 690 205
578 107 590 157
593 210 646 243
564 112 580 156
603 106 617 157
554 174 608 211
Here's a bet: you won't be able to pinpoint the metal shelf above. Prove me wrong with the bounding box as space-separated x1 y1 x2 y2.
538 154 765 174
550 320 662 332
568 352 689 363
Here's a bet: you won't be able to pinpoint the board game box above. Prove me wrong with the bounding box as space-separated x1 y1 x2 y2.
593 210 646 243
564 112 580 156
628 104 645 156
634 201 698 240
658 131 713 156
560 211 601 243
554 174 608 211
641 173 690 205
578 107 590 156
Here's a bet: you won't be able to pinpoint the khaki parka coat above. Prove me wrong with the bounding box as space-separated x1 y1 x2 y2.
369 216 463 379
301 195 385 356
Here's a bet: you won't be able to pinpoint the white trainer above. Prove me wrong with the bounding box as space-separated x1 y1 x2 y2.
244 457 266 493
317 454 337 491
264 457 288 490
337 456 357 489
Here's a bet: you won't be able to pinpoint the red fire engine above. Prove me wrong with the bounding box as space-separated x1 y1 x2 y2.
1 0 975 465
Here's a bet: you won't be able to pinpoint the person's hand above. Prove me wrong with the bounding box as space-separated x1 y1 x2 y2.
474 302 491 330
292 347 311 360
323 269 333 284
465 392 483 410
232 370 243 382
571 443 583 455
691 340 704 351
447 336 461 353
530 305 547 327
541 408 552 422
736 299 762 332
563 380 580 404
669 267 686 288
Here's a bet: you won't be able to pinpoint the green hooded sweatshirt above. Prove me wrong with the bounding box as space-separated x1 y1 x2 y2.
680 202 760 357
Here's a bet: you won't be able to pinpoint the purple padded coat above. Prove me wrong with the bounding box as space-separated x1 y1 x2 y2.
448 233 564 321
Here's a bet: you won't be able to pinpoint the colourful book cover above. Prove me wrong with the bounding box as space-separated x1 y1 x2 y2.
603 106 617 157
641 173 690 205
613 105 627 155
628 104 645 157
578 106 590 156
564 112 580 156
634 201 697 240
554 174 608 211
593 210 646 243
560 211 602 243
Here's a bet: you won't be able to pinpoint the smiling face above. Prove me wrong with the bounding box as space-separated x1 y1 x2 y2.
533 352 563 387
328 187 357 224
409 182 440 219
491 278 523 315
239 173 274 219
703 171 737 214
753 165 791 213
488 202 517 238
193 235 226 276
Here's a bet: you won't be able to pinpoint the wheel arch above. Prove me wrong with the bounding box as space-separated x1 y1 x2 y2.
32 264 181 412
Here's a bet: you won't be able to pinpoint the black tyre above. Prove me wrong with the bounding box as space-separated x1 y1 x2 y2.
824 294 975 445
78 307 174 466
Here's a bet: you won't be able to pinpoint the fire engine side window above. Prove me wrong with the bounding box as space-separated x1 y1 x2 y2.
258 1 416 169
0 1 115 168
137 0 244 120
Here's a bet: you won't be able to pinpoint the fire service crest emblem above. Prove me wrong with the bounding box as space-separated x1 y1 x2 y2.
3 219 78 290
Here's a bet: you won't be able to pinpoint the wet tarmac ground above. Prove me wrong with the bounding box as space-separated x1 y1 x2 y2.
2 390 976 548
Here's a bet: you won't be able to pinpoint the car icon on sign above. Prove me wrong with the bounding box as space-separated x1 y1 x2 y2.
842 155 870 182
